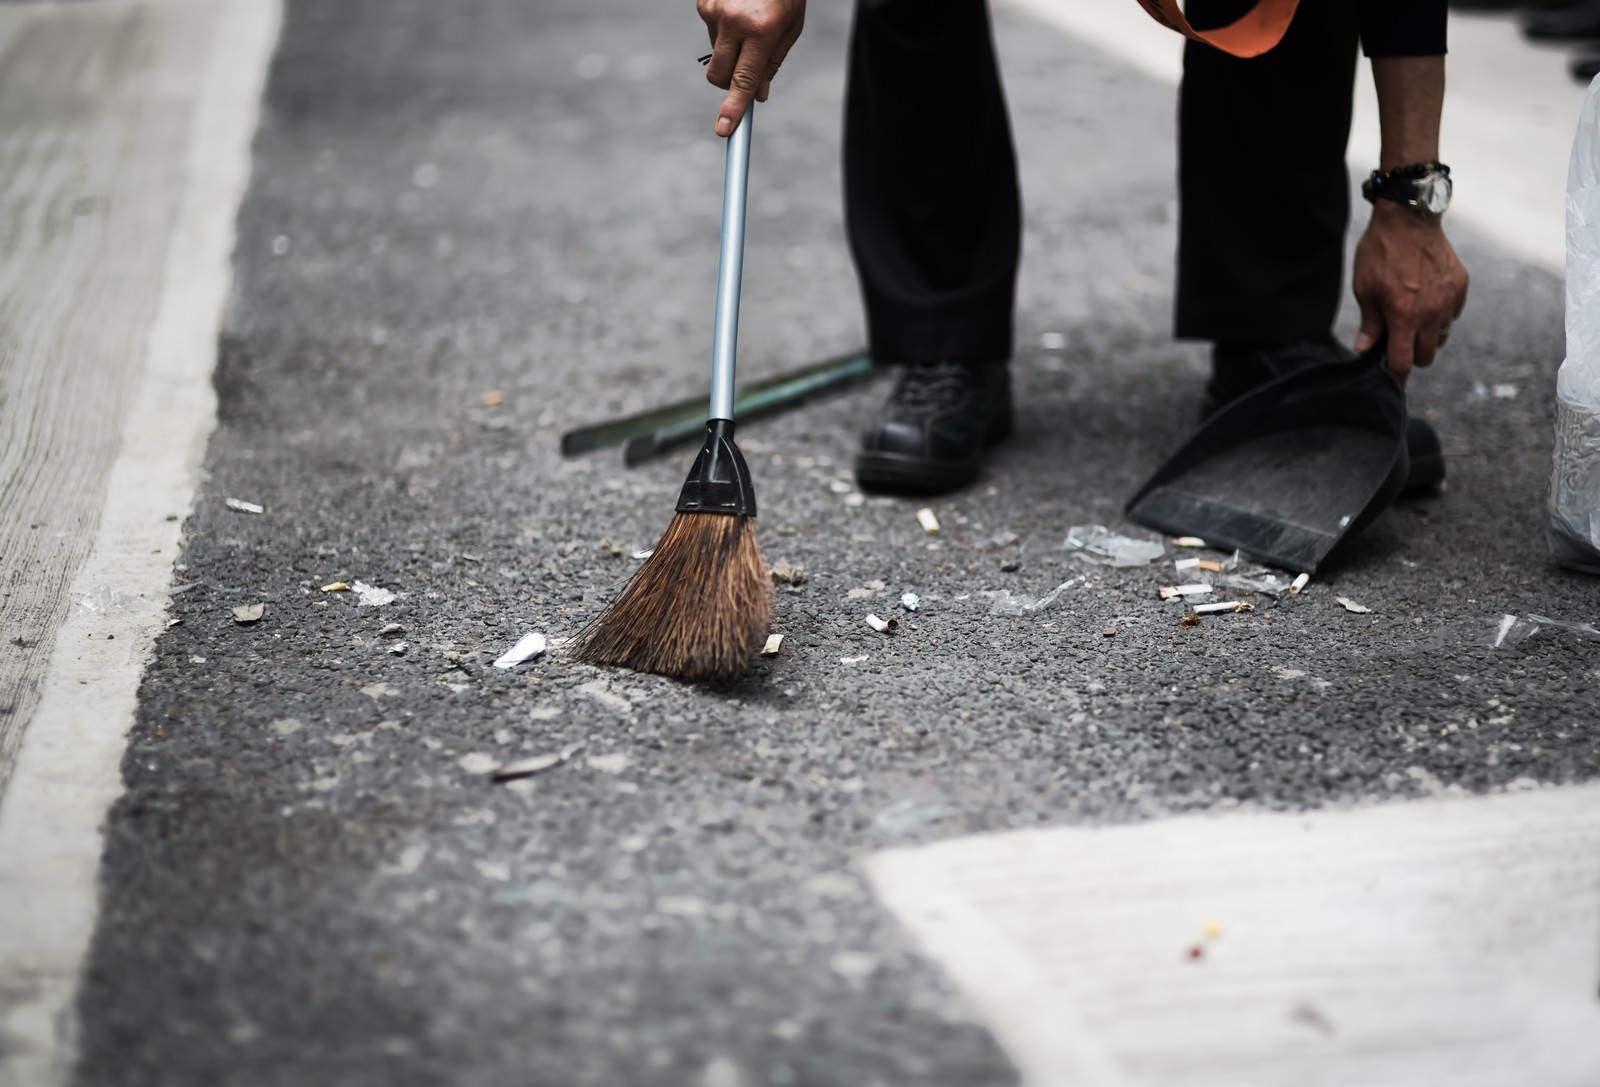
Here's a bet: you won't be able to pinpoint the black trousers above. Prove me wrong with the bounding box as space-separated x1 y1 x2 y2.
843 0 1362 363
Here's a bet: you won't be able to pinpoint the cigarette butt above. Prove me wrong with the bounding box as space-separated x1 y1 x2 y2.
916 507 940 534
1172 536 1208 549
761 634 784 656
1193 600 1253 615
1196 560 1223 573
865 613 899 634
1174 557 1201 571
1290 572 1311 594
320 582 350 592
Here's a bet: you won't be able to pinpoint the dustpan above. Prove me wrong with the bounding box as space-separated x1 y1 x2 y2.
1124 342 1409 574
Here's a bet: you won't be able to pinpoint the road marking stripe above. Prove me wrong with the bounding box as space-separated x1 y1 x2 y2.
0 2 280 1083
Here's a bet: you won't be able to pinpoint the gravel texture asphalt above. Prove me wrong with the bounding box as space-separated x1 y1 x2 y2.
71 1 1598 1085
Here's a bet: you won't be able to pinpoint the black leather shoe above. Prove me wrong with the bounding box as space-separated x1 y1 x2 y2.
1522 0 1600 40
1204 338 1445 496
854 360 1013 495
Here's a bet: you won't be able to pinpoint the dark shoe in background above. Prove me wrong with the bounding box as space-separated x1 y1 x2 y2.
1206 338 1446 496
1521 0 1600 41
854 360 1013 495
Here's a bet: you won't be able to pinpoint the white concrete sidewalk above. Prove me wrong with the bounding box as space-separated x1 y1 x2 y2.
867 785 1600 1087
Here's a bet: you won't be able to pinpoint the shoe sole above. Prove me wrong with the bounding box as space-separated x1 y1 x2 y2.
854 415 1013 496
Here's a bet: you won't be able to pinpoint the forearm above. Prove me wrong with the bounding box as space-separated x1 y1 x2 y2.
1371 55 1444 170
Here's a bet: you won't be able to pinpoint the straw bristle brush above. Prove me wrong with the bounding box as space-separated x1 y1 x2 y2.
571 104 772 683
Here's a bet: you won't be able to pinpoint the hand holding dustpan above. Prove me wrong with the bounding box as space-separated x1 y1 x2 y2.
1124 338 1409 575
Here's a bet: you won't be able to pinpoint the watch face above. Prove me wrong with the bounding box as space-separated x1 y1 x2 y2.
1418 173 1452 216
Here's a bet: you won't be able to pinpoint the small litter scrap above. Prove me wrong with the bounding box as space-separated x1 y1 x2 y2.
492 632 547 669
1171 536 1208 549
1159 583 1213 601
899 592 921 612
232 603 265 624
865 613 899 634
490 740 585 783
989 576 1085 617
916 507 941 535
1063 524 1165 567
225 498 265 515
1335 597 1372 614
1181 615 1202 629
761 634 784 656
353 580 396 607
320 582 350 593
770 559 807 585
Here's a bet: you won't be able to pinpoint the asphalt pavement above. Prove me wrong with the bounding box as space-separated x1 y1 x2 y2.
40 0 1600 1084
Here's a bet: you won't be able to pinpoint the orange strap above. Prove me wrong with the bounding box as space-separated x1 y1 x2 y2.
1135 0 1300 59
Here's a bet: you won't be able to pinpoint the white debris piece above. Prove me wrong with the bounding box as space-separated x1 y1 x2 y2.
1336 597 1372 614
225 497 265 514
899 592 921 612
352 580 396 607
632 548 654 560
761 634 784 656
1174 557 1202 571
865 613 899 634
232 603 265 624
1171 536 1208 549
916 507 941 534
493 631 548 669
1159 583 1213 600
1193 600 1253 615
491 740 585 782
1063 525 1165 567
1291 572 1311 594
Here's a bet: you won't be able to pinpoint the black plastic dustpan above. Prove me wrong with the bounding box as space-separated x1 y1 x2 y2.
1125 341 1409 574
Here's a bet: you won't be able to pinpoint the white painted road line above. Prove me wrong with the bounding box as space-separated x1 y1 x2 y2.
1003 0 1582 275
866 786 1600 1087
0 2 280 1085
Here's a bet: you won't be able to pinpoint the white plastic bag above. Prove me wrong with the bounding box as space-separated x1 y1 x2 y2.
1549 75 1600 573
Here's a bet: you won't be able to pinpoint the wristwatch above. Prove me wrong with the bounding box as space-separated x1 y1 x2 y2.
1362 162 1452 217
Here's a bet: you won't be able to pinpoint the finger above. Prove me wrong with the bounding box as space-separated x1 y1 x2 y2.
1413 325 1441 370
704 32 740 91
1385 319 1418 382
716 49 767 136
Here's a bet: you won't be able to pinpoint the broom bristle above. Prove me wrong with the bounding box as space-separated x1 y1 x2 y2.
571 512 773 684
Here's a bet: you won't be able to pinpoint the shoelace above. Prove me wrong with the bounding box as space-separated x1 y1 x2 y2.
893 361 975 412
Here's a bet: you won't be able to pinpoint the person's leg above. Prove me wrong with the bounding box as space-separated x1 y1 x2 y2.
844 0 1021 366
1174 0 1359 344
1175 0 1443 493
846 0 1020 493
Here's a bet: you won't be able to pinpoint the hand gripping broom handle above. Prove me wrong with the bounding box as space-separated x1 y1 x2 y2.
675 105 759 517
709 103 752 422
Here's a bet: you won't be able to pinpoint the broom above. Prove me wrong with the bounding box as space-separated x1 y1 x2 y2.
571 104 773 684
